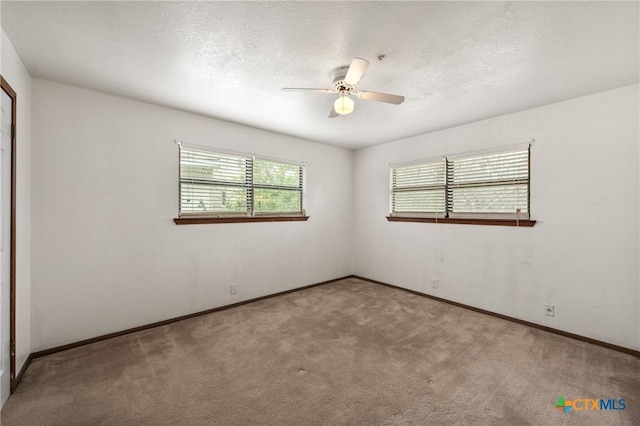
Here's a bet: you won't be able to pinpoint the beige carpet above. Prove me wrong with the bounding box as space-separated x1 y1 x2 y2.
1 277 638 425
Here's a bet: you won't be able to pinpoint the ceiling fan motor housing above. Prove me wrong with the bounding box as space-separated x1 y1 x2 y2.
331 66 355 93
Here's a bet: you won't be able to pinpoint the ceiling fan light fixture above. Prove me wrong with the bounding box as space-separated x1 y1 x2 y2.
334 93 354 115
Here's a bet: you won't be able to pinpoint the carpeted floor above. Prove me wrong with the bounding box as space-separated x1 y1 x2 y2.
1 277 638 425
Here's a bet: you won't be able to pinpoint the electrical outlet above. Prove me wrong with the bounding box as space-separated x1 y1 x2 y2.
432 278 439 289
230 283 238 295
545 304 554 317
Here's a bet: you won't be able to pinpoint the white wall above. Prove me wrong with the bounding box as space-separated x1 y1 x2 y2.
31 79 353 351
1 30 32 377
353 85 640 351
27 77 640 353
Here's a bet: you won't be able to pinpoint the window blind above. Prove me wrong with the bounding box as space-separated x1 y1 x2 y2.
180 146 251 216
391 161 446 218
447 148 529 219
179 144 305 217
390 145 530 220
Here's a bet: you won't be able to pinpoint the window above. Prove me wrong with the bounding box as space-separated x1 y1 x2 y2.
391 160 446 218
253 158 304 215
180 148 251 215
389 145 533 226
177 144 306 223
447 149 529 220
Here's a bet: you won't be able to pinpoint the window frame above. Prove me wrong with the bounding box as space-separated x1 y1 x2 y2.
175 144 308 225
388 145 535 227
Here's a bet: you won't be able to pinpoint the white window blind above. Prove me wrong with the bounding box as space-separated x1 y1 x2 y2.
391 161 446 218
390 145 530 220
180 147 251 216
179 145 305 217
447 149 529 219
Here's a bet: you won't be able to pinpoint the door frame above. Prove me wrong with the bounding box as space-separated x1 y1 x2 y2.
0 75 17 393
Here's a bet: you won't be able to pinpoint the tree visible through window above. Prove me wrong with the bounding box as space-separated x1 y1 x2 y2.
253 159 303 214
179 145 304 217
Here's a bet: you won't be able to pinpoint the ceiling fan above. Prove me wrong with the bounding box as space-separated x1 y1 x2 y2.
281 57 405 118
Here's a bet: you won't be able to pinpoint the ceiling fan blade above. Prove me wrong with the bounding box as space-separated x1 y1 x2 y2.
281 88 333 94
356 91 405 105
344 58 370 86
329 107 339 118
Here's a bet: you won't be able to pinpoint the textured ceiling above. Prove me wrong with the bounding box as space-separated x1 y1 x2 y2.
2 1 638 150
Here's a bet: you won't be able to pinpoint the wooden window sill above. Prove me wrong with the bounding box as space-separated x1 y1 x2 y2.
386 216 536 227
174 216 309 225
